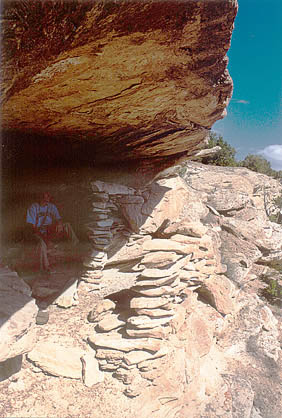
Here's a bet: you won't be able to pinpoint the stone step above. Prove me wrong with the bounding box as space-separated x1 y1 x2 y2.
127 315 173 329
88 333 161 353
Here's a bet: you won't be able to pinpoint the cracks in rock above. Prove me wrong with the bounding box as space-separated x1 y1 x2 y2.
113 127 188 153
96 82 142 102
68 81 142 114
129 124 205 151
1 71 21 105
220 224 240 239
44 120 63 130
216 206 246 217
133 128 185 145
256 246 272 258
195 285 223 315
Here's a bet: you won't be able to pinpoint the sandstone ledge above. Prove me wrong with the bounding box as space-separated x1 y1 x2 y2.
1 0 237 165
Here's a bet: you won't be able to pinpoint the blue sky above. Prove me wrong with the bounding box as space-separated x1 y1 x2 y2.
213 0 282 170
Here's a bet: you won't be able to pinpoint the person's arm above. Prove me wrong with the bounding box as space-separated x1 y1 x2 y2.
27 204 46 240
51 204 63 233
32 224 46 239
56 220 64 233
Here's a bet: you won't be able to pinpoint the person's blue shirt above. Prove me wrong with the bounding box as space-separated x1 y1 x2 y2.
26 203 61 234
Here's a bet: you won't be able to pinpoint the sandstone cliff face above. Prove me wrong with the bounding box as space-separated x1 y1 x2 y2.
1 0 237 164
183 163 282 285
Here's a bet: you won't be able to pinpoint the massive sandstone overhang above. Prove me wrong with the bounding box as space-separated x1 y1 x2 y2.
1 0 238 167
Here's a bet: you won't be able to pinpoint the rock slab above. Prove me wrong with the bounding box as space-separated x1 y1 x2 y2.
0 267 38 363
27 341 84 379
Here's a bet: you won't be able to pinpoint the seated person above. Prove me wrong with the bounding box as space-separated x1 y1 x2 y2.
26 192 78 273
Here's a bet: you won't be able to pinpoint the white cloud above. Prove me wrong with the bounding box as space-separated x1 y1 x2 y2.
259 145 282 170
232 99 250 104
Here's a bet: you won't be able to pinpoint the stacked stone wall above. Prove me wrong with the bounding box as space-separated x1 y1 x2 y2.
81 176 236 396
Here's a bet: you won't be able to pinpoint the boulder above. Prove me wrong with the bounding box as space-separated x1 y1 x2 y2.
196 275 236 315
207 189 250 213
170 233 213 248
120 202 145 233
138 264 183 278
92 202 108 210
162 221 208 238
91 192 109 202
229 377 255 418
118 195 145 205
135 348 188 417
27 341 84 379
169 305 187 334
88 299 116 322
183 163 282 220
81 270 103 284
140 178 208 234
220 230 262 285
220 217 282 252
0 267 38 363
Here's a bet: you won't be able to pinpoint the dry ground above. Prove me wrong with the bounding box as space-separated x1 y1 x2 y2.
0 268 141 418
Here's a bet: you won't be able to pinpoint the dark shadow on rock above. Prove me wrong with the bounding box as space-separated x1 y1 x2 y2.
1 160 168 335
0 355 22 382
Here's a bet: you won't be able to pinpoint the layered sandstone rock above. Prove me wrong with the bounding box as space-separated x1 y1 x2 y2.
0 266 38 364
183 162 282 286
77 166 281 413
1 0 237 165
79 172 240 402
1 163 281 417
27 341 85 379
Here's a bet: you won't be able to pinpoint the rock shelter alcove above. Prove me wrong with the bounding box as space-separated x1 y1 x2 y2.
4 2 281 418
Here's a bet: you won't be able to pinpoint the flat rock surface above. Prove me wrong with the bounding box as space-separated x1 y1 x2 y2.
27 341 85 379
0 280 140 418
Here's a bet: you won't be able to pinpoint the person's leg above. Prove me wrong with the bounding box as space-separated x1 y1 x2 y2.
35 236 49 271
63 222 79 246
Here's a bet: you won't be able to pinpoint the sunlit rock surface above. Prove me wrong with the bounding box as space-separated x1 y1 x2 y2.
0 267 38 363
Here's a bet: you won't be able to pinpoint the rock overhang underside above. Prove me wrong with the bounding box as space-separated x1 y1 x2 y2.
1 0 238 167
